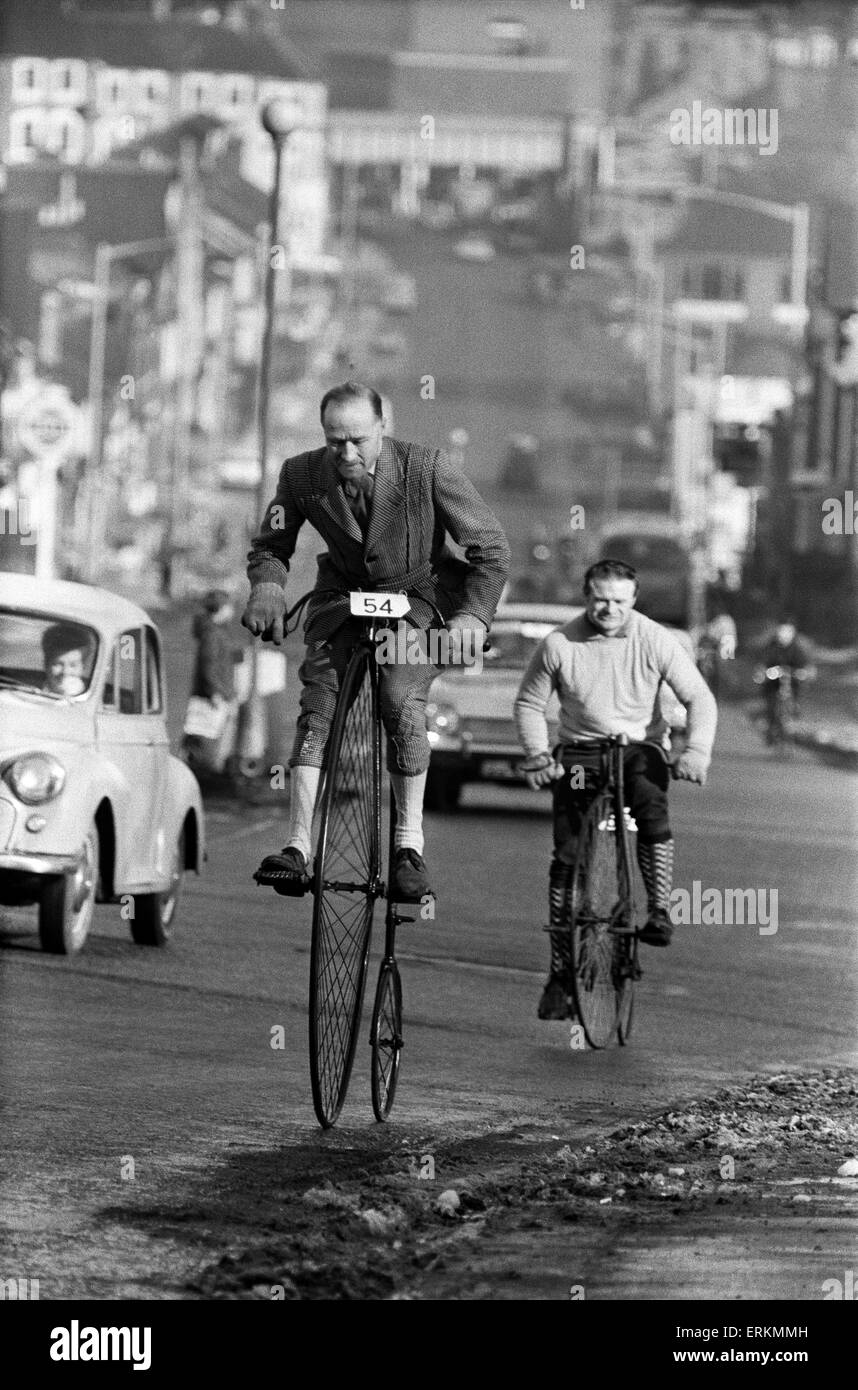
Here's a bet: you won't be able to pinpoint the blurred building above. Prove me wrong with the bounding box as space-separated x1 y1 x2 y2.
0 0 328 260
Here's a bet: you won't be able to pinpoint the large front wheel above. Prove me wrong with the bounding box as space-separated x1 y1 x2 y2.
309 647 381 1128
569 797 633 1048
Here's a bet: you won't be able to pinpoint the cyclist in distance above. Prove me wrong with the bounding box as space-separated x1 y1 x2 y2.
759 619 814 724
514 559 718 1020
241 382 510 902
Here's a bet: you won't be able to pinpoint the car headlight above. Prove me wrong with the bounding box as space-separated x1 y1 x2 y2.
425 702 460 735
4 753 66 805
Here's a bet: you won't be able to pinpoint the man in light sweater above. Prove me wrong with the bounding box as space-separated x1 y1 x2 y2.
514 559 717 1020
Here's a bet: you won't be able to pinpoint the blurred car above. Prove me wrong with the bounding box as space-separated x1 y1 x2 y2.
0 574 204 955
425 603 580 809
424 601 696 809
370 327 408 358
382 273 417 314
598 514 692 628
420 201 457 230
453 235 496 263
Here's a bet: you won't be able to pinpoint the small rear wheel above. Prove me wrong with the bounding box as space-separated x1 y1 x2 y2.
370 959 403 1121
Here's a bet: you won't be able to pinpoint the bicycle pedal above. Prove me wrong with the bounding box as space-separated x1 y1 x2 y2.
255 870 310 897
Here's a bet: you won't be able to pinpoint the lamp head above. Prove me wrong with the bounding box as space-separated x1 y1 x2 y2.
261 99 298 139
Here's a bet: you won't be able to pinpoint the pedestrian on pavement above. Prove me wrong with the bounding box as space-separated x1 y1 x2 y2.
182 589 241 774
242 381 510 902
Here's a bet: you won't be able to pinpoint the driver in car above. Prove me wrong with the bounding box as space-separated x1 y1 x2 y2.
42 624 95 698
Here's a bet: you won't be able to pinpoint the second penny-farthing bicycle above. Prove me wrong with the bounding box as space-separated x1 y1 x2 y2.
288 588 424 1128
567 734 648 1049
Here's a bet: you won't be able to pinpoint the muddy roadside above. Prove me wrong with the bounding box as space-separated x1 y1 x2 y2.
182 1068 857 1300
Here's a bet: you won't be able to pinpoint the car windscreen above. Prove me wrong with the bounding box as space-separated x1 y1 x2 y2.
601 537 687 570
0 609 99 698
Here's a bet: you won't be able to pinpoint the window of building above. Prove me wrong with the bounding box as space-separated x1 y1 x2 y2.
11 58 47 99
8 109 41 160
701 265 723 300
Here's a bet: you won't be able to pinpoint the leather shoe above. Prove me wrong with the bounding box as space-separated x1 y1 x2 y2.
254 846 311 896
391 848 430 902
638 907 672 946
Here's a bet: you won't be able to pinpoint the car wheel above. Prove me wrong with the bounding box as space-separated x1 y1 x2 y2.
38 824 99 955
425 769 462 812
130 830 184 947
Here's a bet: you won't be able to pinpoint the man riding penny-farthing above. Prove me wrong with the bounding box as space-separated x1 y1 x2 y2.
241 382 510 1124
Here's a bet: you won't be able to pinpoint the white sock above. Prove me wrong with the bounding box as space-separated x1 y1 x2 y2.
286 765 321 862
390 770 427 854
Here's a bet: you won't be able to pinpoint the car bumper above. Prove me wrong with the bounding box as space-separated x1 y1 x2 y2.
0 851 77 875
429 738 526 783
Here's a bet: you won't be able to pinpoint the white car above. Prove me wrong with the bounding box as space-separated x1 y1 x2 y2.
0 574 204 954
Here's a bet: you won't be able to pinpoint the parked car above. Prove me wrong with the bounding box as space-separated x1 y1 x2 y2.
0 575 204 954
424 603 581 810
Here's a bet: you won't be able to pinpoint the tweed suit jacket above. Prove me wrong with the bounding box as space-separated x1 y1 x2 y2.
247 436 511 643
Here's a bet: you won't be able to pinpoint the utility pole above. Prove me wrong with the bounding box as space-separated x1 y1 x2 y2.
166 134 205 598
236 100 297 777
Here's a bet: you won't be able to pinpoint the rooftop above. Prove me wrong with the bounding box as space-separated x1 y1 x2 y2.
2 0 319 79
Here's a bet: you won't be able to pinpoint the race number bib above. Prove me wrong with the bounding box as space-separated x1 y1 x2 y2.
349 592 411 619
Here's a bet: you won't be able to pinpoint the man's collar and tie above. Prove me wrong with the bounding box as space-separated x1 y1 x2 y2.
340 466 375 534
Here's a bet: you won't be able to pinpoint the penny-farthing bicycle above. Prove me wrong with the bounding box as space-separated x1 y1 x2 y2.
305 589 421 1128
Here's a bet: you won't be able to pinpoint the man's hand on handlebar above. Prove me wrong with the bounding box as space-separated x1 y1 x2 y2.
672 750 709 786
241 583 286 646
521 751 566 791
445 612 486 666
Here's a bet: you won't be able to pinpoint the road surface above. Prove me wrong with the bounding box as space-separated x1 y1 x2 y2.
2 704 856 1298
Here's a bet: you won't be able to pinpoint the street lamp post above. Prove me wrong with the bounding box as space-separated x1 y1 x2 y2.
254 101 295 527
237 100 297 776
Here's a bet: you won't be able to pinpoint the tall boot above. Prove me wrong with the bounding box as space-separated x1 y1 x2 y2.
636 837 674 946
537 860 577 1019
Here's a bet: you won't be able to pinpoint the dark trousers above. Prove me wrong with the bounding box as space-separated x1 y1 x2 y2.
550 741 672 867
